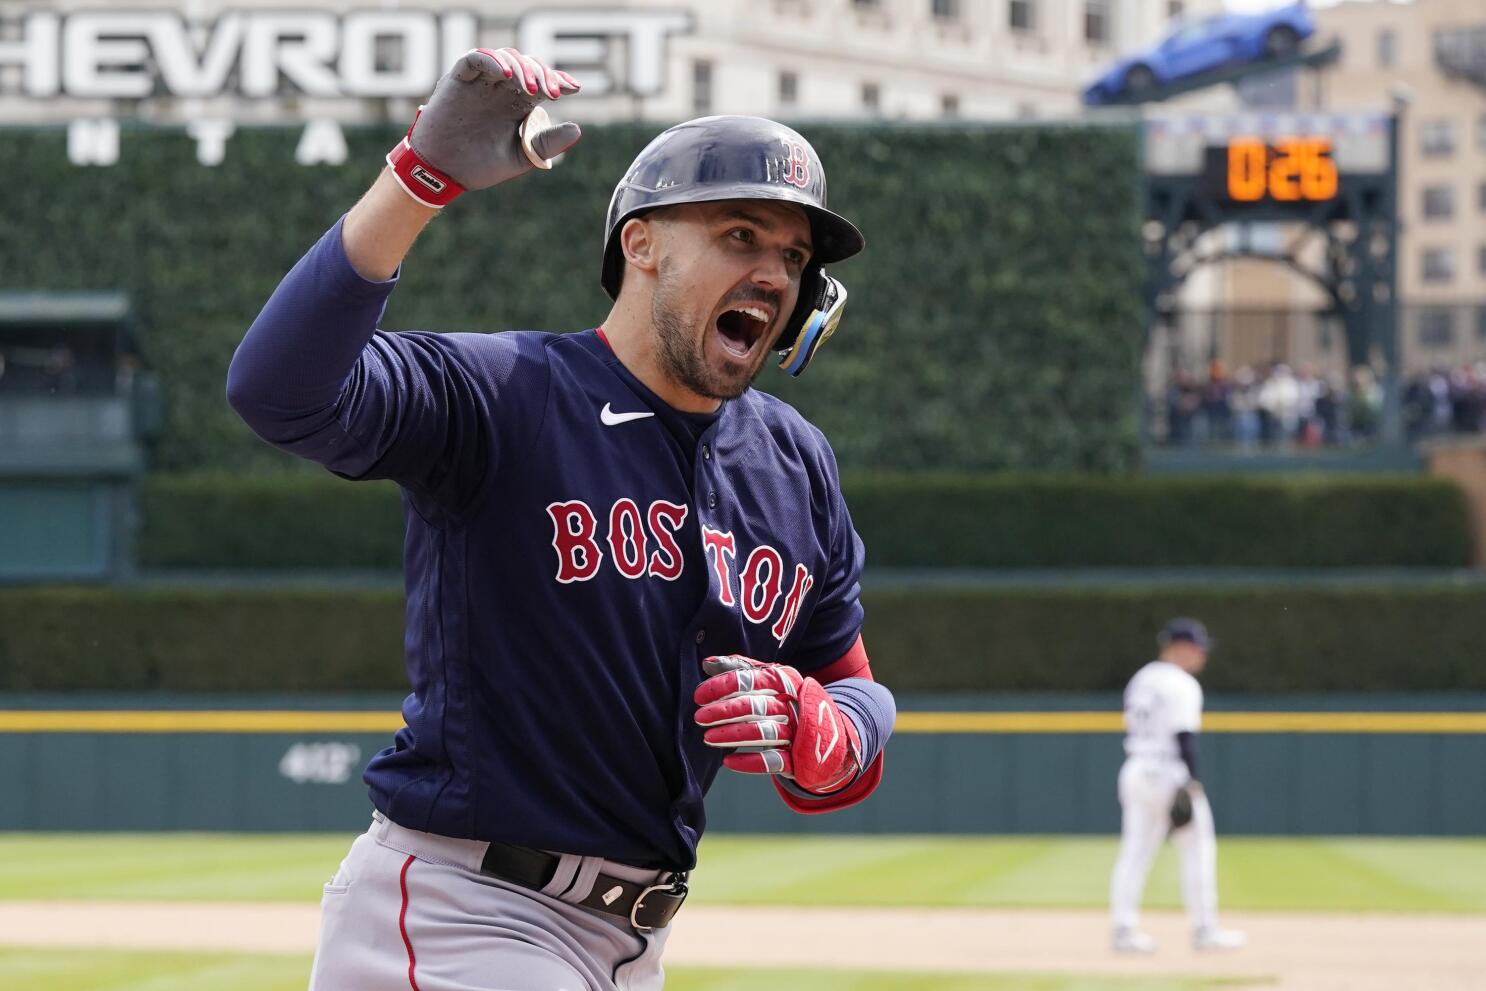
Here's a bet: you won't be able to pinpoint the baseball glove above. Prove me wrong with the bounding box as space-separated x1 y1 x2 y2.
1169 784 1195 829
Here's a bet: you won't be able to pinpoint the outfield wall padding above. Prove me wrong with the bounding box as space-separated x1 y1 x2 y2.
2 695 1482 836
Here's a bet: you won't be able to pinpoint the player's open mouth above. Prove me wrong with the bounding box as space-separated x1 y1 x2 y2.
714 304 774 359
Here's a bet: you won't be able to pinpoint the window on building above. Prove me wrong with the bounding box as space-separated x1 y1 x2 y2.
1017 102 1038 120
1476 113 1486 150
1476 305 1486 341
692 60 712 116
778 71 798 108
373 35 405 74
1422 185 1455 220
1420 119 1456 158
852 0 882 7
1479 182 1486 212
861 82 881 115
941 93 960 118
1418 308 1456 348
1479 245 1486 275
1422 248 1456 284
1010 0 1036 33
1085 0 1110 45
1168 1 1185 18
1435 26 1486 81
932 0 960 18
1377 29 1396 67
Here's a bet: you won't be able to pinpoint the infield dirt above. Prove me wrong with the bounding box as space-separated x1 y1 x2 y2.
0 901 1481 990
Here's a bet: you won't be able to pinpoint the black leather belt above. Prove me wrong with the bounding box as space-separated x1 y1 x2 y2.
479 840 688 932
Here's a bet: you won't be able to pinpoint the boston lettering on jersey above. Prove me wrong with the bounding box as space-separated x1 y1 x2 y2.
547 500 816 643
228 219 866 868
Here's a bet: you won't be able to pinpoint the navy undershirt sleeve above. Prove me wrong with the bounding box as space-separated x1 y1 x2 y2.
825 677 896 769
1176 730 1200 781
775 677 895 801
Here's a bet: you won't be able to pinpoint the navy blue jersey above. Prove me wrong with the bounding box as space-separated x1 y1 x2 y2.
228 220 866 869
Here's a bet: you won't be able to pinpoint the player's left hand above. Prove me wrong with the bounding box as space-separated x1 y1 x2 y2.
1169 783 1196 829
409 47 581 191
694 655 861 794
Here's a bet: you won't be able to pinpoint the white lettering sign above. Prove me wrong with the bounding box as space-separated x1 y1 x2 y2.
279 742 362 785
518 10 692 96
66 118 118 166
296 119 349 166
0 11 60 96
0 8 692 102
187 119 235 166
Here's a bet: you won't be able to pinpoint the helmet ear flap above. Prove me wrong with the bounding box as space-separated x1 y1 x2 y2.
776 267 848 377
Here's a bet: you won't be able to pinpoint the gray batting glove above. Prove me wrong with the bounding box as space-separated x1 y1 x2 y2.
405 47 581 193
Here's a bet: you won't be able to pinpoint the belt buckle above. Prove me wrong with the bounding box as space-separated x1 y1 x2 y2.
629 872 688 932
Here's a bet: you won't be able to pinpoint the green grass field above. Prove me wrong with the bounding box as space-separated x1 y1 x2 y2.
2 833 1483 912
4 833 1481 990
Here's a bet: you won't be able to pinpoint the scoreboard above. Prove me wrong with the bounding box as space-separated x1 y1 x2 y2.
1207 137 1338 204
1146 114 1389 216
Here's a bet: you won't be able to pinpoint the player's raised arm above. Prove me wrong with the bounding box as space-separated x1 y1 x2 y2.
227 48 579 490
344 48 581 280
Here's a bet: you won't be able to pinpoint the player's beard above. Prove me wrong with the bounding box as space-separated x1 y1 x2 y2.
652 261 762 402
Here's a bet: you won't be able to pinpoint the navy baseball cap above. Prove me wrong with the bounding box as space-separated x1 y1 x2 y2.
1158 617 1214 651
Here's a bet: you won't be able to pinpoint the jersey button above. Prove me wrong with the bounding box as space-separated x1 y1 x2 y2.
695 629 706 644
707 492 717 508
702 445 711 460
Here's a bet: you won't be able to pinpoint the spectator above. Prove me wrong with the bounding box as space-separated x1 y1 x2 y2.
1165 369 1202 445
1201 359 1233 443
1230 365 1261 448
1259 363 1301 443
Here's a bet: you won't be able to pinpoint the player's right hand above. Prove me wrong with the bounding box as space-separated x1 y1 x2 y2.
694 655 862 795
390 48 581 206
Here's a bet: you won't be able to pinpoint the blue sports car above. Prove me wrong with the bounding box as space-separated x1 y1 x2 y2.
1083 2 1315 105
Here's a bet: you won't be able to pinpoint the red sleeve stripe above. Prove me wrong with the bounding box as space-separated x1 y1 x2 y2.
399 854 423 991
808 634 871 685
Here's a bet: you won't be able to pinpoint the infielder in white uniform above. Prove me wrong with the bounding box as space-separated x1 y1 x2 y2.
1110 617 1245 953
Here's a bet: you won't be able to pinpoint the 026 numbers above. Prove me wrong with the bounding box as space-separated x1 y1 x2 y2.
1226 137 1338 203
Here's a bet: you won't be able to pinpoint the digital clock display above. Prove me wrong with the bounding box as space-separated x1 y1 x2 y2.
1205 137 1339 204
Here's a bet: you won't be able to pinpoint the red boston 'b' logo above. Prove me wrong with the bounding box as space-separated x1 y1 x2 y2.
783 141 811 189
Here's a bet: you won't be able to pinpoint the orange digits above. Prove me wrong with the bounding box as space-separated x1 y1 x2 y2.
1228 137 1337 203
1269 138 1303 201
1227 138 1267 202
1300 138 1338 200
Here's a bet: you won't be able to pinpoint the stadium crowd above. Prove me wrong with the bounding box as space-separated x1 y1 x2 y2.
1158 360 1486 446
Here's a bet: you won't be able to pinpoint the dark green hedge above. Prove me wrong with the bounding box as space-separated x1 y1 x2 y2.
0 121 1144 474
138 471 1472 569
140 472 405 569
4 582 1483 693
846 473 1472 567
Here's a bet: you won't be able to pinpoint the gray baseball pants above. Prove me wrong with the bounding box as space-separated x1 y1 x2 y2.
308 812 671 991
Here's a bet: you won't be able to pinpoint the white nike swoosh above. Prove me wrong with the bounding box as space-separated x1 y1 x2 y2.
600 403 655 426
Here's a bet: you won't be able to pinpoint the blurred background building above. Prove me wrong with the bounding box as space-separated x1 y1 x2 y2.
0 0 1224 126
1156 0 1486 449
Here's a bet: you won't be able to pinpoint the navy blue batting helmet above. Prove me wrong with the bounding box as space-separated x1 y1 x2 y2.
600 115 865 300
1158 617 1214 651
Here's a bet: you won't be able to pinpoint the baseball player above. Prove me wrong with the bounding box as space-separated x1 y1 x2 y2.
1109 618 1245 954
227 47 896 991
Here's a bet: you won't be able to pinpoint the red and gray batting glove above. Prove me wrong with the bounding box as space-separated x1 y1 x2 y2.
387 47 582 208
694 655 862 795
